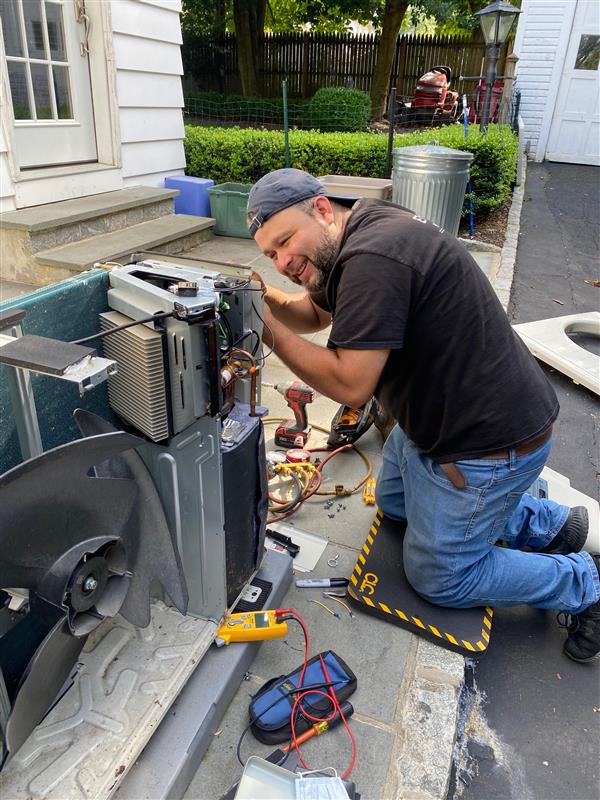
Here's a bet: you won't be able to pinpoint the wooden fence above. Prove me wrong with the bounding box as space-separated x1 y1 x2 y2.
182 31 507 99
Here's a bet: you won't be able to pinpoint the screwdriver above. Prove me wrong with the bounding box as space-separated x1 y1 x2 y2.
265 700 354 763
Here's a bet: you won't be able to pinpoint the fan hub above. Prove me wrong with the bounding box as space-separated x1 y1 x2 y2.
69 556 109 613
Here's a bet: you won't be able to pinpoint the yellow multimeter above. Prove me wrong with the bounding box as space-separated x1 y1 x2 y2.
214 610 288 647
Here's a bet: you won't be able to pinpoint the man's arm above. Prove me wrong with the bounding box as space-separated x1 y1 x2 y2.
262 307 389 407
253 273 330 334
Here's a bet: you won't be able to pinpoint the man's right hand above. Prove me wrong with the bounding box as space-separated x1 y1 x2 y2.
249 273 330 335
251 271 267 294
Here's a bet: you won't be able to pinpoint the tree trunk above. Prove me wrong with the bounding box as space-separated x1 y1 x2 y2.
214 0 226 36
215 0 226 94
370 0 409 120
232 0 266 96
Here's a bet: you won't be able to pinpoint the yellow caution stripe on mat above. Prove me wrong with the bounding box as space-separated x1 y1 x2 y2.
347 511 493 654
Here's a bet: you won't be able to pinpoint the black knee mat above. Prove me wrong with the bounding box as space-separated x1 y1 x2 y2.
347 510 493 657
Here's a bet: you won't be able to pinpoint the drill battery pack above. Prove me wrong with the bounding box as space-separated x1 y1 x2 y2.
248 650 357 744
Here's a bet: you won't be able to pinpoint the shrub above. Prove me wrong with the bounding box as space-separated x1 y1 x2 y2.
308 87 371 132
184 124 518 217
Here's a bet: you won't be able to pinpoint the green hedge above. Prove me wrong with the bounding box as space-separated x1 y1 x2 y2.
308 87 371 132
185 124 518 217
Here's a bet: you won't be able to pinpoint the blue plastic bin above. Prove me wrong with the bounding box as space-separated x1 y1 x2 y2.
164 176 214 216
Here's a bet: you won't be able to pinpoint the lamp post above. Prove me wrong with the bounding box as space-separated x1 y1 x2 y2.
475 0 521 131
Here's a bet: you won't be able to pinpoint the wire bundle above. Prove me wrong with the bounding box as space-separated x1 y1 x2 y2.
236 608 357 779
264 423 373 523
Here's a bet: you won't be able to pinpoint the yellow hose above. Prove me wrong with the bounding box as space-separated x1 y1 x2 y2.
262 417 373 496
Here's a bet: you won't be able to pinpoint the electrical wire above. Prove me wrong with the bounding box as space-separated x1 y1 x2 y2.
234 610 357 777
252 300 274 363
217 311 234 354
70 311 174 345
233 329 261 355
322 592 354 618
235 613 314 768
284 612 357 779
308 599 339 618
234 677 335 769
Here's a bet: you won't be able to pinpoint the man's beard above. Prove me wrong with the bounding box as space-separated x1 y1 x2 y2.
310 230 339 291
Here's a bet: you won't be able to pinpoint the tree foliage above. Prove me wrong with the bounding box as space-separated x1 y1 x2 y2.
266 0 379 33
181 0 227 36
181 0 514 102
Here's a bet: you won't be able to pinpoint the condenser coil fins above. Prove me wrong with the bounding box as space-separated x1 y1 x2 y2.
99 311 169 441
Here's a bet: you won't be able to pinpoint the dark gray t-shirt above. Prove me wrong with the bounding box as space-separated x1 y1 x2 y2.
311 199 558 463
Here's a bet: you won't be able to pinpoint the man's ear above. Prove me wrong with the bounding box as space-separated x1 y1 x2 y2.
313 195 335 224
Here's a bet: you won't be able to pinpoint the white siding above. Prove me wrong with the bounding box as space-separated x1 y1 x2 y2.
112 0 186 184
116 71 184 108
0 0 186 208
0 83 16 210
120 108 185 143
514 0 576 161
0 153 16 212
111 1 182 42
121 139 186 178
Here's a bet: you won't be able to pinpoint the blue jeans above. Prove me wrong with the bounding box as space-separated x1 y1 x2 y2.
375 426 600 614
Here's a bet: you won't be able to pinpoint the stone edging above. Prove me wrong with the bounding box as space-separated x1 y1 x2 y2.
494 159 528 311
385 638 465 800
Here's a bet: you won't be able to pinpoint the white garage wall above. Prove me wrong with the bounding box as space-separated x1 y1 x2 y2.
514 0 578 161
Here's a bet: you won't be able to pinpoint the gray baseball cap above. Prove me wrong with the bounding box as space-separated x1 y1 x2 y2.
247 168 357 237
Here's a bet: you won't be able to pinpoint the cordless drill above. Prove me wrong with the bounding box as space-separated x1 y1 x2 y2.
274 380 315 448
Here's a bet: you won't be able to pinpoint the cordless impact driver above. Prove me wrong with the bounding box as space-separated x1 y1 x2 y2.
274 380 315 448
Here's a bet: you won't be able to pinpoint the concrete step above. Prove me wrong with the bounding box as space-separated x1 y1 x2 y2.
35 214 215 277
0 186 180 278
0 187 179 233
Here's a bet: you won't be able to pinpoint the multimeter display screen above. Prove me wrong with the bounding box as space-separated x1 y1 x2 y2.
255 613 269 628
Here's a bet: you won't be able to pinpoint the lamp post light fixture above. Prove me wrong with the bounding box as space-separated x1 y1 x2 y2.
475 0 521 131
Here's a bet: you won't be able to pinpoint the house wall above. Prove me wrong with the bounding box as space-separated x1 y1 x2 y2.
513 0 577 162
0 0 186 211
0 126 15 212
111 0 186 187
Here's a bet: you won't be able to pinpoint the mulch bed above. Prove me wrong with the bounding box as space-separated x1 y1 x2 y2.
459 197 512 248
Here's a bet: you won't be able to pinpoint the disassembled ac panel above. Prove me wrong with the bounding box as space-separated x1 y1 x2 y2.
513 311 600 395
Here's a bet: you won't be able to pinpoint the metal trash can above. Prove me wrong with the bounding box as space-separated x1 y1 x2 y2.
392 144 473 236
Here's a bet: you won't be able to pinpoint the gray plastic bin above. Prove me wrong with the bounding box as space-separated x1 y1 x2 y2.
392 144 473 236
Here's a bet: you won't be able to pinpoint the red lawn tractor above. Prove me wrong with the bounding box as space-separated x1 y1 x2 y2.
397 65 459 126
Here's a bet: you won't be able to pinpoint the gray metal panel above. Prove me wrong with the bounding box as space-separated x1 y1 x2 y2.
115 549 293 800
139 416 227 619
392 145 473 237
163 316 212 434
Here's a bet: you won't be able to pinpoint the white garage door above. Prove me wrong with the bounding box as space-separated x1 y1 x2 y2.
546 0 599 165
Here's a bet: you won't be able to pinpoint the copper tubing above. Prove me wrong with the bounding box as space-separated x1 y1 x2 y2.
226 348 258 415
249 366 257 416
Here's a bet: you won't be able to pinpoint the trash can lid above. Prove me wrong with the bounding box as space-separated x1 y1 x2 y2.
393 144 473 162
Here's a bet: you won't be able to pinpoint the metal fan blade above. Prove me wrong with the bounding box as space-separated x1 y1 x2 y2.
0 432 141 594
74 410 188 625
3 612 85 757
